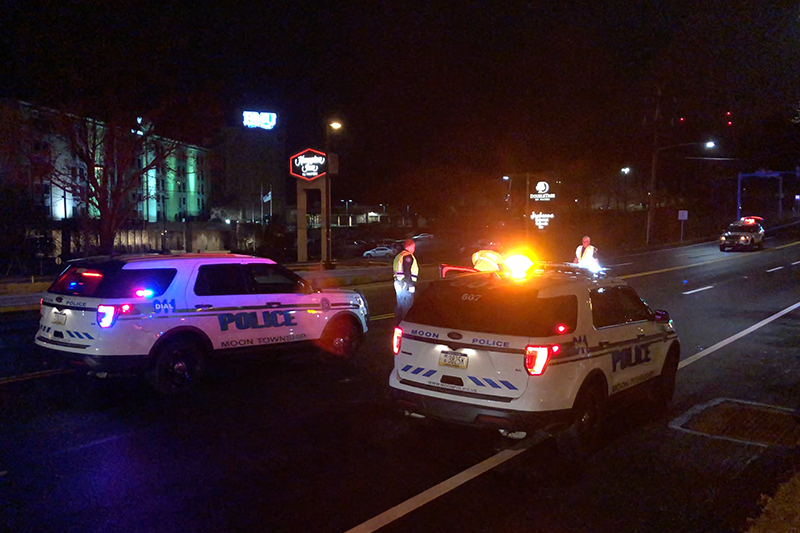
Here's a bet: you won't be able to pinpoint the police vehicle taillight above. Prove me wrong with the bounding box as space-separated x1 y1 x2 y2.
97 303 133 328
524 344 560 375
392 327 403 355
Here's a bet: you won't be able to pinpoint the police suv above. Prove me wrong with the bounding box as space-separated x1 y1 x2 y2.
36 254 369 394
389 261 680 455
719 216 765 251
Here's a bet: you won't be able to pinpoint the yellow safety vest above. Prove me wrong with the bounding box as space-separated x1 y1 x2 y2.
471 249 504 272
393 250 419 283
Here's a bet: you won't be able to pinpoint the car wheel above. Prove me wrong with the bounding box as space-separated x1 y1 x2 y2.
319 317 362 363
364 253 373 258
648 346 679 413
555 380 606 461
146 336 205 395
719 245 726 252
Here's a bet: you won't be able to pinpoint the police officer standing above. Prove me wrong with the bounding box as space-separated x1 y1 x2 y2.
393 239 419 323
574 235 599 268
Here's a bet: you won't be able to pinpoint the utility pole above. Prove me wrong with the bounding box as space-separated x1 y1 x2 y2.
525 172 530 239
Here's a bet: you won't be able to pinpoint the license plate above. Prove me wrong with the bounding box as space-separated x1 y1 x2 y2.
52 311 67 325
439 350 468 369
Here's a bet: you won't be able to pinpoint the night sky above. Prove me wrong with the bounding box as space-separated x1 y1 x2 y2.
4 0 800 210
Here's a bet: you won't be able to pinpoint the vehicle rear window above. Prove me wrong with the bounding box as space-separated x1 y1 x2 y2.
49 264 177 298
727 224 759 233
404 275 578 337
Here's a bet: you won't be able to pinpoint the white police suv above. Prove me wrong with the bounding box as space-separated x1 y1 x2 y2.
389 260 680 455
36 254 369 394
719 216 765 251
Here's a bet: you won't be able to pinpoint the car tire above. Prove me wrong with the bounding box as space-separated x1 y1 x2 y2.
365 253 373 258
146 336 205 395
555 380 606 461
719 245 726 252
319 317 362 363
648 346 679 413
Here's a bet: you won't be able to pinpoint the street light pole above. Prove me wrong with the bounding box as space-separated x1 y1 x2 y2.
323 121 342 269
525 172 530 239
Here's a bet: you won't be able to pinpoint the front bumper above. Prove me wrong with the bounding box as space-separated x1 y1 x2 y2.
391 388 574 433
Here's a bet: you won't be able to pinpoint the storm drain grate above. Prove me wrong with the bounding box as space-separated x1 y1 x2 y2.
670 398 800 447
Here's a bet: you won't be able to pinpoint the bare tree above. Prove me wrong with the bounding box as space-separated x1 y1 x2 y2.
42 110 178 254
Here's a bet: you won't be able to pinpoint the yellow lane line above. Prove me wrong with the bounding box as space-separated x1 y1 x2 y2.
370 313 394 321
0 368 75 385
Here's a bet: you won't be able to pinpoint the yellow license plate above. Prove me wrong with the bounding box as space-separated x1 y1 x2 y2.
438 351 468 369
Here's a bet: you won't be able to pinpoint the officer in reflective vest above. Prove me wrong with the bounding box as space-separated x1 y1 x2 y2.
471 249 505 272
574 235 599 268
393 239 419 323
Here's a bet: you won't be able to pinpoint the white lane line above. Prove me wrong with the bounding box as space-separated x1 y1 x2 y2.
679 300 800 370
766 266 785 273
682 286 714 295
792 260 800 266
607 262 633 267
344 446 530 533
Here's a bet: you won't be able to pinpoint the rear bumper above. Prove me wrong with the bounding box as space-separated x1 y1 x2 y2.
391 388 574 433
36 336 148 373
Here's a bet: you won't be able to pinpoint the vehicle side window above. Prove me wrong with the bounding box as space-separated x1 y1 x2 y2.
590 286 652 328
246 264 305 294
590 287 625 328
616 287 652 323
194 264 249 296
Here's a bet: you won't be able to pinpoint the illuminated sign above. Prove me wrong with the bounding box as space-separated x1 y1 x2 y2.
290 148 327 181
530 211 555 229
243 111 278 130
530 181 556 201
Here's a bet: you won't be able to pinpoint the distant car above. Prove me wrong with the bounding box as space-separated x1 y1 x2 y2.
363 246 395 258
413 233 434 240
719 217 765 251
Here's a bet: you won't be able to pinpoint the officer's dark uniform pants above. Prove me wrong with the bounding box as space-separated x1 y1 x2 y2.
394 280 414 323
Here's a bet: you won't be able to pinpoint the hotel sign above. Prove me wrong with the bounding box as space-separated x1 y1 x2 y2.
290 148 327 181
529 181 556 201
243 111 278 130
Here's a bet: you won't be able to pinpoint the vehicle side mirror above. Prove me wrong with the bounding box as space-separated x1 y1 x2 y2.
653 309 670 323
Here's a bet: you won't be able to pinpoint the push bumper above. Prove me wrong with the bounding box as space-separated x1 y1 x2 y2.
392 388 574 433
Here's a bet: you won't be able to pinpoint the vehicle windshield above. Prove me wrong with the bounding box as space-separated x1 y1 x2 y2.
727 224 760 233
49 261 177 298
404 274 578 337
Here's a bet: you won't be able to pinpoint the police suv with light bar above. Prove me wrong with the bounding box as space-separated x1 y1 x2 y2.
389 261 680 455
36 254 369 394
719 216 765 251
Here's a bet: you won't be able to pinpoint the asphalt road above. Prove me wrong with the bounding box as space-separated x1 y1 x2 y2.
3 235 800 533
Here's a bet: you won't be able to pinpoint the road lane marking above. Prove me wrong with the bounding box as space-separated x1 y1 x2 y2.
607 262 633 267
0 368 74 385
792 260 800 266
344 446 531 533
679 300 800 370
620 240 800 280
766 266 785 272
682 286 714 295
370 313 394 321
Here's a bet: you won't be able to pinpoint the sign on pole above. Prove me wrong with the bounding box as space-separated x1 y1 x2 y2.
678 210 688 241
290 148 327 181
